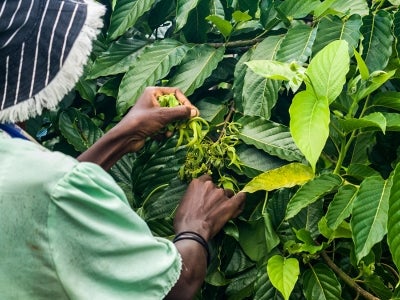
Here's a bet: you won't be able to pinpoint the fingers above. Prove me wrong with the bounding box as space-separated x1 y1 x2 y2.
227 192 246 218
196 174 213 182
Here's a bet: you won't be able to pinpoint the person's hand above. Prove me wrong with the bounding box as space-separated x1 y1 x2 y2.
77 86 197 170
113 86 198 153
174 174 246 241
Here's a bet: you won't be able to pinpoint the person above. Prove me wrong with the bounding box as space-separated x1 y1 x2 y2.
0 0 246 299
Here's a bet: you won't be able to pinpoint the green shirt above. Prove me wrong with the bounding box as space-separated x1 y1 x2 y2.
0 132 181 299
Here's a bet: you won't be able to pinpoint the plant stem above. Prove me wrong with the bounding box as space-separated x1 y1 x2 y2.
321 251 380 300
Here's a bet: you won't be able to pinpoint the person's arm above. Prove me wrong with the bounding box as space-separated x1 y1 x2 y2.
77 87 197 170
166 175 246 299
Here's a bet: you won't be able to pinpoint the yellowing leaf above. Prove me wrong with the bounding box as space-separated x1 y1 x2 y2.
242 163 314 193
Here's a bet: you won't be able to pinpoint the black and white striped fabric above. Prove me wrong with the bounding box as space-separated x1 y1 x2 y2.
0 0 105 123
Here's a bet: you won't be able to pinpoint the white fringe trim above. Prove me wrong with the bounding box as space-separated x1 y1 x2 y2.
0 0 106 123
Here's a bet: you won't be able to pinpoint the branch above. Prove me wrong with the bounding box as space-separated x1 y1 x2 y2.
321 251 380 300
207 38 265 49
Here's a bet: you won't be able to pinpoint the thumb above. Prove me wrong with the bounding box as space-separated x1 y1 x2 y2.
160 106 191 122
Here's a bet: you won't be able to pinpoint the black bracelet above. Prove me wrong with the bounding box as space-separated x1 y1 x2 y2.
173 231 210 266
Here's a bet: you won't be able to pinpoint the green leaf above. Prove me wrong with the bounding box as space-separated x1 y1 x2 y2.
232 10 252 22
289 90 330 171
307 40 350 104
312 14 362 56
254 266 282 300
59 108 103 152
276 25 317 64
354 48 369 80
235 144 287 178
360 10 393 72
354 70 396 102
88 37 148 78
238 219 268 261
373 91 400 111
237 115 304 162
302 264 342 300
245 60 306 92
388 163 400 272
107 0 156 40
175 0 199 32
267 255 300 300
242 163 314 193
242 70 280 119
206 15 232 38
277 0 320 19
196 97 228 124
117 39 189 114
351 176 392 262
326 184 358 230
289 200 324 240
168 45 225 96
286 174 343 220
338 112 387 134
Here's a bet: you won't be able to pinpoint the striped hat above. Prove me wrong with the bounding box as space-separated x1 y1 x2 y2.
0 0 105 123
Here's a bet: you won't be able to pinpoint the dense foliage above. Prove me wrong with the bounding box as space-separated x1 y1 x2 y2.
29 0 400 299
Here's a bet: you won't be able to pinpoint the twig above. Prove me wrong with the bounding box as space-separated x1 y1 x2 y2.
321 251 380 300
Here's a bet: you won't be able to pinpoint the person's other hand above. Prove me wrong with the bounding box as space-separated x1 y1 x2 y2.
174 174 246 241
114 87 198 152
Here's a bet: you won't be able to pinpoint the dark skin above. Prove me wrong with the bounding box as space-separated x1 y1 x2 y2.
78 86 246 300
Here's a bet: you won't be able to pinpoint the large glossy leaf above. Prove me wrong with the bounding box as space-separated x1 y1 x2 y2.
302 263 342 300
360 10 393 72
289 90 330 171
351 176 392 262
238 219 268 261
388 163 400 272
312 14 362 56
131 139 187 200
59 108 103 152
384 112 400 131
373 92 400 111
330 0 369 17
267 255 300 300
326 184 358 230
289 200 324 239
275 25 317 64
394 11 400 58
107 0 156 40
254 266 283 300
242 72 280 119
277 0 320 19
237 115 304 162
175 0 199 32
168 45 225 96
235 144 287 178
338 112 387 134
225 268 258 300
242 163 314 193
285 174 343 220
117 39 189 114
88 37 148 78
307 40 350 104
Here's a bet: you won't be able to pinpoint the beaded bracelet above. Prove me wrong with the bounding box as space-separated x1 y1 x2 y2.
173 231 210 266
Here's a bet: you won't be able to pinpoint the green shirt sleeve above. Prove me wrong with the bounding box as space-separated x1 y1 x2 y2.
48 162 181 300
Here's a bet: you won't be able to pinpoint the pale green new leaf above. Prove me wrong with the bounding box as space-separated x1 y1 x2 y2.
361 10 393 72
107 0 156 40
59 108 103 152
245 60 306 92
276 25 317 64
303 264 342 300
286 174 343 220
355 70 396 102
329 0 369 17
168 45 225 96
175 0 199 32
289 90 330 171
351 176 392 262
326 184 358 230
117 39 189 114
88 38 148 78
338 112 387 134
312 14 362 56
388 163 400 272
237 115 304 162
307 40 350 104
242 163 314 193
267 255 300 300
354 49 369 80
206 15 232 38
